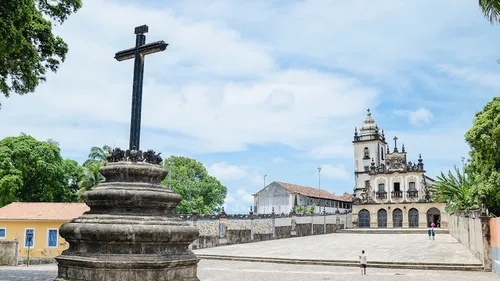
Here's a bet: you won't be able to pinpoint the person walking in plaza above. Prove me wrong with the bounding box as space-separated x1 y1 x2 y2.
431 222 436 240
359 250 367 275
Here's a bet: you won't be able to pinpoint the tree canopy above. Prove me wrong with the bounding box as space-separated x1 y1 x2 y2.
464 97 500 216
0 134 81 207
162 156 227 215
479 0 500 24
0 0 82 107
431 167 475 213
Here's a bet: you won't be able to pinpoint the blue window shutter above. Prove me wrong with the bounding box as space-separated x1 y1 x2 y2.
25 229 34 247
0 228 5 238
48 230 58 247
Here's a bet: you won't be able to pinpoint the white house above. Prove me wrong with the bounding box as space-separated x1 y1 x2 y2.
253 181 352 214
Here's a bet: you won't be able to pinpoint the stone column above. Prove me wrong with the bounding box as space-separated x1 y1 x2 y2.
323 207 327 234
387 206 393 228
311 211 315 235
291 207 297 236
480 195 492 271
249 206 254 241
403 206 408 229
218 207 228 245
55 150 200 281
271 207 276 239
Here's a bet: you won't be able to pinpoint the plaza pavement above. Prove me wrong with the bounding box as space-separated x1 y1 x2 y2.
193 233 483 270
1 260 498 281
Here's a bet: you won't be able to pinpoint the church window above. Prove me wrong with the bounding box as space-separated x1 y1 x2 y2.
409 182 416 191
381 147 384 160
363 147 370 159
365 180 370 187
378 184 385 192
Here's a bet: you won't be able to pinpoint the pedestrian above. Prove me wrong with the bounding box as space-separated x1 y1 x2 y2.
359 250 367 275
427 227 432 240
431 223 436 240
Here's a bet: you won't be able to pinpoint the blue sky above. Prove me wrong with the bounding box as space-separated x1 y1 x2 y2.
0 0 499 213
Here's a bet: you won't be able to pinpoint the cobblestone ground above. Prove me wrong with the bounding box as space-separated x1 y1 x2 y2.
194 233 482 264
1 260 498 281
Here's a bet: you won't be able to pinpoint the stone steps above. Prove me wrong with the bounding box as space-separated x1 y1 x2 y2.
196 254 484 271
338 228 450 234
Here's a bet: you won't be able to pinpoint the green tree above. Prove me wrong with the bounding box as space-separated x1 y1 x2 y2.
479 0 500 24
465 97 500 216
0 0 82 106
162 156 227 215
0 134 81 206
431 166 475 213
77 145 112 199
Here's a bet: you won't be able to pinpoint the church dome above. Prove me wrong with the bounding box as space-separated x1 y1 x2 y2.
354 109 385 142
359 109 378 135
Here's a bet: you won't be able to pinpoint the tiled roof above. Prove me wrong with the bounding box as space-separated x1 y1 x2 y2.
274 181 352 202
0 202 89 221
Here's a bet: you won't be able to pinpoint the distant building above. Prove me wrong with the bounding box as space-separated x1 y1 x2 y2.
352 109 447 228
253 181 352 214
0 202 89 259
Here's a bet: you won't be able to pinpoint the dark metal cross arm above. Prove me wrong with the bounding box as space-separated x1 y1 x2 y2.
114 41 169 62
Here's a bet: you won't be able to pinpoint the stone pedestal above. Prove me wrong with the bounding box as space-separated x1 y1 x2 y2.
55 160 200 281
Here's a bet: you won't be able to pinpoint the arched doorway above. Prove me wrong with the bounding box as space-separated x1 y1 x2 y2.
408 208 419 228
427 207 441 227
393 208 403 228
358 209 370 228
377 209 387 228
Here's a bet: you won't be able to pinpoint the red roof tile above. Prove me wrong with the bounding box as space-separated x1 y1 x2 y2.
0 202 89 221
274 181 352 202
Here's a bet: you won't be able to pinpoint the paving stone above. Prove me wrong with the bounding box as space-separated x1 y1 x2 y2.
193 233 483 265
1 260 499 281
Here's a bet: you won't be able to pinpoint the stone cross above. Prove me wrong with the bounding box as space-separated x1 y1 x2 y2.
393 136 398 152
114 25 168 150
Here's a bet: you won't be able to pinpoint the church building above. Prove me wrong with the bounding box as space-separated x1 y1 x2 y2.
352 109 447 228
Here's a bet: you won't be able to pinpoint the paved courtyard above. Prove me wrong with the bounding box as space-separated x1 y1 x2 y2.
0 260 498 281
194 233 482 265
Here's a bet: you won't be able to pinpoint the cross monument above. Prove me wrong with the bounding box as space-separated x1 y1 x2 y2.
114 25 168 150
393 136 398 152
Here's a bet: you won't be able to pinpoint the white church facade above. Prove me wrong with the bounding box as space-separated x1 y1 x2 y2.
352 109 447 228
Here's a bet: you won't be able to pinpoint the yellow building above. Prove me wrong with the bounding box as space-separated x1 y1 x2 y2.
0 202 89 259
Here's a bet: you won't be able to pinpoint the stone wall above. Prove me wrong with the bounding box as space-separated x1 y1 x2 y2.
185 212 352 250
449 210 484 262
0 240 18 266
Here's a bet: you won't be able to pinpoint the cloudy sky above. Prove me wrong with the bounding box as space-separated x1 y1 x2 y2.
1 0 498 213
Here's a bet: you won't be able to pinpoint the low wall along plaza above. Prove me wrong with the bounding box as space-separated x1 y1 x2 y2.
184 211 353 250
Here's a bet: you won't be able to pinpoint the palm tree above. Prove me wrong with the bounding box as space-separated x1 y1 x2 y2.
83 145 113 167
479 0 500 24
432 166 475 212
76 161 105 201
77 145 112 201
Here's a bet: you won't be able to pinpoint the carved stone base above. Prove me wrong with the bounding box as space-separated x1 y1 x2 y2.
54 161 199 281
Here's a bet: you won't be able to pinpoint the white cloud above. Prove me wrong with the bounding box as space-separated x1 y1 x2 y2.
0 0 378 157
306 143 353 160
272 157 286 164
236 189 254 204
319 164 350 180
206 162 246 181
225 195 235 203
393 108 433 126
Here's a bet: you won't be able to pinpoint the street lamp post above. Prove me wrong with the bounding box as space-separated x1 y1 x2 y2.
318 167 322 212
264 174 268 214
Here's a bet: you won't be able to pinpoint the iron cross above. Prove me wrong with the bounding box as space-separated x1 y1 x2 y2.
114 25 168 150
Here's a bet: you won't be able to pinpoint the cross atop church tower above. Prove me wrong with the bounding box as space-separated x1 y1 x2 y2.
393 136 398 152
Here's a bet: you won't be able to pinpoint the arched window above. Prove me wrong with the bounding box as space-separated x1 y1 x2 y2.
381 147 384 160
363 147 370 159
